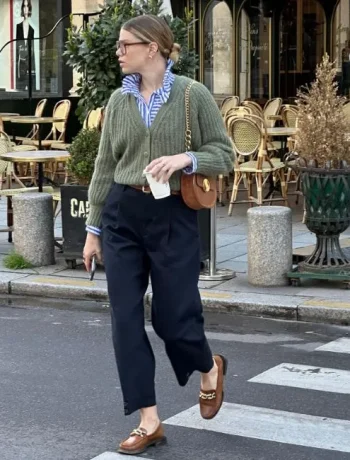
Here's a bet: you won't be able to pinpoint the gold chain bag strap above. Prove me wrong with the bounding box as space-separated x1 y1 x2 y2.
180 81 217 210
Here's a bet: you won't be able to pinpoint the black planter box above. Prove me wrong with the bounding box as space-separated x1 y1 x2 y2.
61 184 89 264
61 184 210 266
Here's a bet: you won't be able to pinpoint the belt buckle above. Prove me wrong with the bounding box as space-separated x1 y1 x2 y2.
142 185 151 194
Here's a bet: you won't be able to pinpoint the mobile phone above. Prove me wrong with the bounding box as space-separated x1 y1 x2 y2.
90 256 97 281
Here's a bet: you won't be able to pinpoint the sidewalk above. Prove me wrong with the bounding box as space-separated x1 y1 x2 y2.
0 197 349 325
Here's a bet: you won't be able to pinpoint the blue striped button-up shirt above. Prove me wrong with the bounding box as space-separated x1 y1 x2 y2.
86 59 197 236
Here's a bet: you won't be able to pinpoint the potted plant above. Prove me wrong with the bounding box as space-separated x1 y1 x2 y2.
60 128 101 267
289 54 350 285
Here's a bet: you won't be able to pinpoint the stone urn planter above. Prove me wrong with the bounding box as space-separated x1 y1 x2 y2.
287 54 350 287
298 162 350 274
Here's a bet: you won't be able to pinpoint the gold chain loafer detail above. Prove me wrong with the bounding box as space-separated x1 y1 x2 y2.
118 423 166 455
199 354 228 420
199 391 216 400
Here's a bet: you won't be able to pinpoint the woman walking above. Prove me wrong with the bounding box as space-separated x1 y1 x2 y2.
83 14 233 455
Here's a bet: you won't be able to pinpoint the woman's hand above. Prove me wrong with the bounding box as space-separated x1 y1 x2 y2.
83 233 102 272
145 153 192 183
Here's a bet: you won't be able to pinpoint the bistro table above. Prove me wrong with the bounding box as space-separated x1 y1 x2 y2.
0 112 20 117
264 127 298 199
10 116 65 150
266 127 297 136
266 127 298 157
0 113 20 130
0 150 70 192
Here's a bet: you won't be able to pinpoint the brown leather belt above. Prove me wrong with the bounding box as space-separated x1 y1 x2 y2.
129 185 181 195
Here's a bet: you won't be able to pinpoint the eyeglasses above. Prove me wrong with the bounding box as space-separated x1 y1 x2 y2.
116 40 150 56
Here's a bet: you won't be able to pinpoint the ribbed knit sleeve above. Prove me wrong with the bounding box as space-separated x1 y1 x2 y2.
86 90 120 228
191 83 234 176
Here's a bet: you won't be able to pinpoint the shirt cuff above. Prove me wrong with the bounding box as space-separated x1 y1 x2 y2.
183 151 198 174
86 225 101 236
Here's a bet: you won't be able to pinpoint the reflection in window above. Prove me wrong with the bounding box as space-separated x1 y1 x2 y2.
280 0 325 98
280 1 297 73
333 0 350 96
303 0 325 72
238 0 270 101
203 0 233 94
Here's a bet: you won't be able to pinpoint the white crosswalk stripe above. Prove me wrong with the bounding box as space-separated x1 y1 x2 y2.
91 453 148 460
91 337 350 459
164 403 350 453
315 337 350 354
248 363 350 394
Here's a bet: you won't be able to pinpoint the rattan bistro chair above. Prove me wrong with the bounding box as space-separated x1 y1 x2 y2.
242 100 264 118
22 99 71 149
15 99 48 143
216 106 253 205
0 131 27 189
281 104 298 128
50 107 104 152
227 115 287 215
0 131 60 239
220 96 240 117
263 98 282 128
224 106 252 131
50 107 104 184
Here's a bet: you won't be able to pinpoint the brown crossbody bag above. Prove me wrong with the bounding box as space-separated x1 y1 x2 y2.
180 81 217 210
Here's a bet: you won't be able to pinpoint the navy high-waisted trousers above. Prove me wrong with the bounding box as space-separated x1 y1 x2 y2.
101 183 213 415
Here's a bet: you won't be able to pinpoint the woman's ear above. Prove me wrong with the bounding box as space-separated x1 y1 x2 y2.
149 42 158 58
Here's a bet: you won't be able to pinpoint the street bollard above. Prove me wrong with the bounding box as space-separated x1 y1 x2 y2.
247 206 292 286
13 193 55 267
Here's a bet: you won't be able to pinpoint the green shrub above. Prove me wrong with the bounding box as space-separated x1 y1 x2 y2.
4 252 32 270
67 128 101 185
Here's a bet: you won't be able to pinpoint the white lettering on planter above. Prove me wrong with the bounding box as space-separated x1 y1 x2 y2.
70 198 90 218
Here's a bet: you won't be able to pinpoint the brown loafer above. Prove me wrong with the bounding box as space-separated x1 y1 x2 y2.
118 422 166 455
199 354 228 420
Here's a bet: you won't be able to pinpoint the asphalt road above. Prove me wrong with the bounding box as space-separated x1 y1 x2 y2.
0 300 349 460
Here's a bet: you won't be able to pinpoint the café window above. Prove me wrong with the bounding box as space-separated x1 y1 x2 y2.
238 0 271 101
203 0 233 94
0 0 67 95
280 0 325 98
333 0 350 97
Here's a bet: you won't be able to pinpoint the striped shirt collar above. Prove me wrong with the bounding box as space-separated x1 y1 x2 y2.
121 59 175 103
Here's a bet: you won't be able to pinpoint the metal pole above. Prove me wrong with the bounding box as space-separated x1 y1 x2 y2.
199 204 236 281
28 38 33 113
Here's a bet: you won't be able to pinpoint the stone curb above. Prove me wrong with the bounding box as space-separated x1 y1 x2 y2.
8 276 109 301
2 276 350 325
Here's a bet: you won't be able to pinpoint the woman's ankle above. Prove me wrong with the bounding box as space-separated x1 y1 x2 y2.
140 406 160 431
201 358 218 378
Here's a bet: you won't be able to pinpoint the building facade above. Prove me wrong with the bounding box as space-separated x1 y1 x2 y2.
0 0 348 102
177 0 349 102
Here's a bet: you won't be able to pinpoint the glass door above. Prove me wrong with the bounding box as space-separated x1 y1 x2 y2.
280 0 325 99
203 0 233 95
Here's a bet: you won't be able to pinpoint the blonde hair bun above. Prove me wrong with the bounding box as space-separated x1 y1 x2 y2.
169 43 181 63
